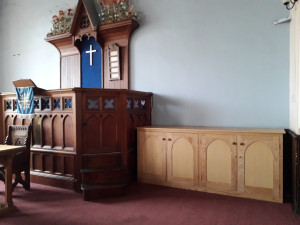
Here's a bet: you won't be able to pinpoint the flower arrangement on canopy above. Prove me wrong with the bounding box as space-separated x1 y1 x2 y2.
46 0 138 37
47 8 75 37
97 0 139 24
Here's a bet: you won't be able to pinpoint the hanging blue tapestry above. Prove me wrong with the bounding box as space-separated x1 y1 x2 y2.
16 87 34 118
81 36 102 88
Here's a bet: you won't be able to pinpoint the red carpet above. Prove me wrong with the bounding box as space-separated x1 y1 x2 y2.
1 182 300 225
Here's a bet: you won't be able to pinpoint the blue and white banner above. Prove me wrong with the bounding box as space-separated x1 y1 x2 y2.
16 87 34 119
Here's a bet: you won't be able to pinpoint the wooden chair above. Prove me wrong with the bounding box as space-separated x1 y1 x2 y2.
0 125 32 190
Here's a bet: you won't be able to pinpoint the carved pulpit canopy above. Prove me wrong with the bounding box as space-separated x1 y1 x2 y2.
45 0 139 90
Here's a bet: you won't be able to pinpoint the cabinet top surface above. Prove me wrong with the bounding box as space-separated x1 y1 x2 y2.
137 126 285 134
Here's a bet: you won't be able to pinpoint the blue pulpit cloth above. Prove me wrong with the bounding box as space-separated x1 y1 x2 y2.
16 87 34 119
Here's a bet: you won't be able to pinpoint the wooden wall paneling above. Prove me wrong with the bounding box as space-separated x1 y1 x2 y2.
31 152 43 171
43 154 54 173
64 156 75 176
1 89 152 195
61 54 81 88
54 155 64 175
118 92 129 169
72 91 81 192
45 36 81 89
125 93 152 179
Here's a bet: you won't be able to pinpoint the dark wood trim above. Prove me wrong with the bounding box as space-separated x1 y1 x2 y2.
285 129 300 214
1 89 152 200
30 171 77 191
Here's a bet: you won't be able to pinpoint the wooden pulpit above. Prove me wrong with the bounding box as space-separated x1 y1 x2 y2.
0 87 152 200
0 0 152 200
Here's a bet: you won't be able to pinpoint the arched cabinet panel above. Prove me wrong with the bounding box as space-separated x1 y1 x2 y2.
24 119 32 126
102 115 117 151
207 140 232 184
167 135 198 188
14 117 23 125
201 134 237 191
245 142 273 188
53 116 63 149
237 134 281 199
137 130 198 187
33 116 42 147
137 132 167 183
83 115 101 153
64 115 74 149
42 116 52 147
5 115 14 136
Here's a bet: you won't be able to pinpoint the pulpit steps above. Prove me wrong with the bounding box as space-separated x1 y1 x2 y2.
82 153 122 169
81 153 128 201
81 183 127 200
81 166 126 185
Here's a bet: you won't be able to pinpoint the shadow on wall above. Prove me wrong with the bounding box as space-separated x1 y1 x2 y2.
151 94 210 126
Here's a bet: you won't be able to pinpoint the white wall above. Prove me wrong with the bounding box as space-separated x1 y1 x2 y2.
0 0 290 129
290 4 300 134
0 0 78 91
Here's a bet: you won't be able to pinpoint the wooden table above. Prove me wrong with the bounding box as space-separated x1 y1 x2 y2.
0 145 25 215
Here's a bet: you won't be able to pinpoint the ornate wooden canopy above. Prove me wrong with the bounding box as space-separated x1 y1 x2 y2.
45 0 139 90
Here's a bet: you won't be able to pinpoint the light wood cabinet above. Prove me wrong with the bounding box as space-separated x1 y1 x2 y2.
237 134 282 201
137 131 167 184
200 133 237 192
137 127 284 203
137 130 198 188
166 132 199 188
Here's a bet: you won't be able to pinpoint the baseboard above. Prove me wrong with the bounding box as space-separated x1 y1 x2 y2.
30 171 77 191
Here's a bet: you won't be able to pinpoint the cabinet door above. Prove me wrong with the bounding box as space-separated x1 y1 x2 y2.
237 134 282 201
166 133 199 188
137 131 167 184
201 134 237 191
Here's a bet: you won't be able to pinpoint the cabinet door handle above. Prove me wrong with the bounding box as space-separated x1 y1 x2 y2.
162 138 166 141
240 143 245 146
232 142 237 145
239 156 243 159
168 138 172 141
